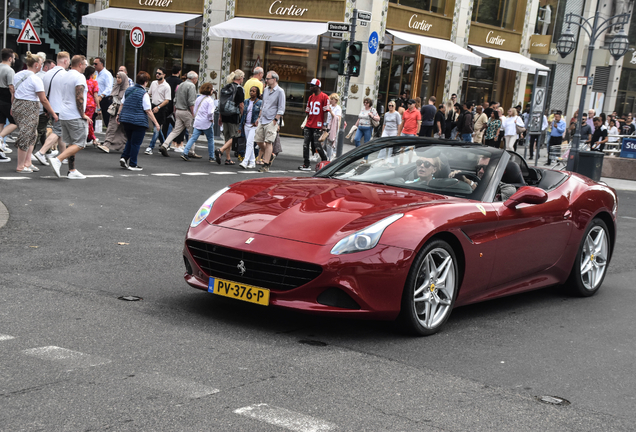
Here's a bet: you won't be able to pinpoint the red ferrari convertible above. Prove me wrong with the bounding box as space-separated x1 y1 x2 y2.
183 138 618 335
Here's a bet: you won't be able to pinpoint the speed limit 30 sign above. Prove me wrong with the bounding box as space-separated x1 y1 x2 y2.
130 27 145 49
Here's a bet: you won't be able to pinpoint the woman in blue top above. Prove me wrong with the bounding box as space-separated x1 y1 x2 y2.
116 71 160 171
239 86 262 169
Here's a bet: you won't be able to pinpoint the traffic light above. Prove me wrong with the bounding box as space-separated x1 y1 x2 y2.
348 42 362 77
330 41 347 76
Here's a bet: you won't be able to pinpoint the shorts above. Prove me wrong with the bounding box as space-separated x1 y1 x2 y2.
0 101 15 124
51 116 62 137
254 121 278 144
61 118 89 147
222 122 241 143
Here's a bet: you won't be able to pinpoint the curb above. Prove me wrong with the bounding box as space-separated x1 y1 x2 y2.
0 200 8 229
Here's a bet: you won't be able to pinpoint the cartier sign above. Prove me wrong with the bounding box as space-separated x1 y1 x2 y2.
486 31 505 46
408 14 433 32
386 4 452 39
529 35 551 54
109 0 203 14
468 24 521 51
236 0 345 22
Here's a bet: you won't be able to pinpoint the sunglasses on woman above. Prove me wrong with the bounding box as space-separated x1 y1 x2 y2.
475 164 488 172
416 160 435 168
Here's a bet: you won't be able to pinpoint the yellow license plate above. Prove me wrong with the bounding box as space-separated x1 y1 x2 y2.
208 277 270 306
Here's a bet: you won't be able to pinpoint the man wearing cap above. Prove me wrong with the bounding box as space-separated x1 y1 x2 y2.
398 99 421 136
299 78 329 170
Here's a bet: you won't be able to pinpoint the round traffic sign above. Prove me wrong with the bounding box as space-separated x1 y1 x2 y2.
129 27 145 49
368 31 379 54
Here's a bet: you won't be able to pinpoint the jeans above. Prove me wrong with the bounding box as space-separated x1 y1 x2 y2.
354 125 373 147
461 133 473 142
121 122 147 167
243 124 257 165
184 126 214 159
148 106 167 148
303 127 326 166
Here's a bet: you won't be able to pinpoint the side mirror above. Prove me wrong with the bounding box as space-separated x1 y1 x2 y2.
504 186 548 209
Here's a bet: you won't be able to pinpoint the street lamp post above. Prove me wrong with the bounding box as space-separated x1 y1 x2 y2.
556 12 630 173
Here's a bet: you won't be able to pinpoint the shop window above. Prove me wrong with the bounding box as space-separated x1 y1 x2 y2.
389 0 446 15
472 0 516 30
462 58 499 105
116 18 201 81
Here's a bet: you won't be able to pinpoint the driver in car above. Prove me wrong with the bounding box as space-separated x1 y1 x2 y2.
452 156 516 200
406 157 440 184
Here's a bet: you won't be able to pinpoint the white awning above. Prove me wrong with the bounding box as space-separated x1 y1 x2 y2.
469 45 550 73
209 18 326 45
389 30 482 66
82 8 200 34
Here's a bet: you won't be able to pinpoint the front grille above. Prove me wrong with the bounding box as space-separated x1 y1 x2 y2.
186 240 323 291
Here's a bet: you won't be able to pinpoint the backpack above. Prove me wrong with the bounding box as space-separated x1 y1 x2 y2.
219 82 240 116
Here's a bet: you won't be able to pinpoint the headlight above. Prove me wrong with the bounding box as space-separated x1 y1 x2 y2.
190 187 230 228
331 214 404 255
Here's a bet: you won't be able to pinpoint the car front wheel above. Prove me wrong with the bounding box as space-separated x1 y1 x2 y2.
567 218 610 297
399 239 458 336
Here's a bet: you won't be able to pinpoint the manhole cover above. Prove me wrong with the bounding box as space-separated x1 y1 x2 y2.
118 296 143 301
298 339 328 347
536 395 570 406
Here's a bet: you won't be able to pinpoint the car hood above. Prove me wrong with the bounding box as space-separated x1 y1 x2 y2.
210 177 459 245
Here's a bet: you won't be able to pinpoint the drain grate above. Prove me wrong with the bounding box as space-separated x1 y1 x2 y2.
536 395 570 406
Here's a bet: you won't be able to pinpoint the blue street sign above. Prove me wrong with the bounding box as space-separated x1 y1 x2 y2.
368 31 379 55
621 138 636 159
8 18 26 30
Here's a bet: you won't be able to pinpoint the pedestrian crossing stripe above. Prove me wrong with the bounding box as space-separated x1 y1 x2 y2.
0 170 314 181
181 172 209 176
0 177 30 180
151 173 180 176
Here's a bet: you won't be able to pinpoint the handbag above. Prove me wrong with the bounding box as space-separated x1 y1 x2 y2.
318 130 329 142
370 109 380 128
107 102 118 116
515 117 526 135
94 112 103 132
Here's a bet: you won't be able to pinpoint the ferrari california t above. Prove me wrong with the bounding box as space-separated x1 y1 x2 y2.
182 138 618 335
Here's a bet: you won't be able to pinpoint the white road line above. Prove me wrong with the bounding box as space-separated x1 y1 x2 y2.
269 170 290 173
130 373 219 399
621 216 636 220
151 173 181 177
22 346 111 369
234 404 336 432
210 172 237 175
181 172 209 176
0 334 15 341
84 175 114 178
0 177 31 180
238 171 262 174
120 174 149 177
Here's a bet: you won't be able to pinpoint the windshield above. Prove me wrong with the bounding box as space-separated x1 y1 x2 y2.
316 141 504 201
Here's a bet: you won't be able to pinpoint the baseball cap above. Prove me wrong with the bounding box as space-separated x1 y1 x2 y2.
407 99 416 105
308 78 321 87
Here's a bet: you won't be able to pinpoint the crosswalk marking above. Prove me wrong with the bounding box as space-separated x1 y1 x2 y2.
234 404 336 432
210 172 237 175
0 334 15 341
151 173 180 176
129 372 219 399
181 172 209 176
84 175 113 178
0 177 30 180
120 174 149 177
22 346 111 369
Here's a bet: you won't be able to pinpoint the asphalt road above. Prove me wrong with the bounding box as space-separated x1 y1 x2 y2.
1 141 635 431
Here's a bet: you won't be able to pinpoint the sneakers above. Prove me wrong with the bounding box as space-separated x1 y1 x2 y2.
4 135 15 143
30 154 37 162
258 163 270 173
127 165 143 171
119 157 129 168
49 150 59 158
214 149 222 164
29 165 40 172
247 163 256 169
159 145 169 157
97 144 110 153
298 165 312 171
270 154 277 165
188 152 202 159
62 159 68 165
209 157 215 163
34 151 50 166
181 154 190 161
144 147 153 155
239 161 247 169
0 152 10 163
50 157 62 178
310 153 320 162
1 141 12 153
174 147 184 153
67 170 86 180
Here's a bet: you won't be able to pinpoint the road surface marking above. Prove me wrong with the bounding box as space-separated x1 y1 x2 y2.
234 404 336 432
622 216 636 220
129 373 219 399
120 174 149 177
210 171 237 175
22 346 111 369
84 175 113 178
0 334 15 341
181 172 209 176
151 173 180 177
238 171 262 174
0 177 31 180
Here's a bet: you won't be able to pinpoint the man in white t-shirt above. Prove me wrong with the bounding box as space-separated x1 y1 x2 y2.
49 55 91 180
33 51 70 166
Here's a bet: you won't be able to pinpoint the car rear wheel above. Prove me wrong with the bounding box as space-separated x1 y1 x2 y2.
399 239 458 336
567 218 610 297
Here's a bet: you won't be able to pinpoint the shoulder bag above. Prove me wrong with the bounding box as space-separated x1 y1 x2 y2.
370 108 380 128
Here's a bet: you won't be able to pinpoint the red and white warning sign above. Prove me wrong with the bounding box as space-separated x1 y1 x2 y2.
17 19 41 45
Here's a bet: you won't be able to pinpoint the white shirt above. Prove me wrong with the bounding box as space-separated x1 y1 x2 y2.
192 95 215 130
327 104 342 125
121 87 151 111
502 115 524 136
42 66 67 113
59 69 87 121
13 71 44 102
148 80 171 105
608 126 619 142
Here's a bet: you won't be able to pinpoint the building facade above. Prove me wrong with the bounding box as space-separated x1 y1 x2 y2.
83 0 548 136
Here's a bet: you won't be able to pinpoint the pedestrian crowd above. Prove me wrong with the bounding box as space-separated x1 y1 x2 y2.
0 49 289 176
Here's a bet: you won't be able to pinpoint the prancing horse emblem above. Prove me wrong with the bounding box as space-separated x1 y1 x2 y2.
237 260 246 276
